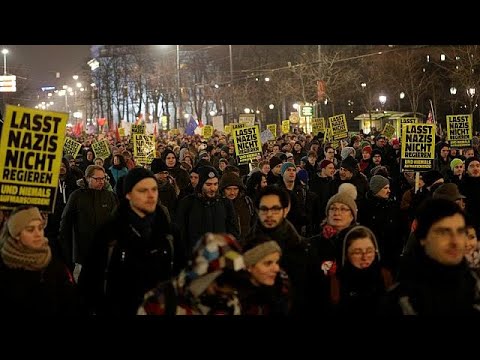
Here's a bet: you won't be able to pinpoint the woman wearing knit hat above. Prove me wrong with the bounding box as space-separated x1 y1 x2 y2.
0 206 79 315
229 235 291 315
328 225 393 315
305 191 358 314
446 158 465 185
358 175 403 273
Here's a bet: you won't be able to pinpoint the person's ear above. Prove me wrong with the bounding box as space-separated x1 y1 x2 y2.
126 193 131 201
283 204 290 217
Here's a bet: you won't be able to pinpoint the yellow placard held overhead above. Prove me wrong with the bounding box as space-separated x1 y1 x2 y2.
267 124 277 137
132 124 146 135
382 122 396 139
63 137 82 159
446 114 472 148
311 117 325 136
118 128 126 137
329 114 348 140
92 140 111 160
400 123 436 171
202 125 214 139
133 134 156 166
232 125 263 165
281 120 290 134
239 114 255 126
0 105 68 212
224 125 232 135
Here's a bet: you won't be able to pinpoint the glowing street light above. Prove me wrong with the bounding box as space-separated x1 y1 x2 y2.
379 95 387 106
2 48 9 75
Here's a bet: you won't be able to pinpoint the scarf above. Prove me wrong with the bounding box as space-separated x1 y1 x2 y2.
1 236 52 271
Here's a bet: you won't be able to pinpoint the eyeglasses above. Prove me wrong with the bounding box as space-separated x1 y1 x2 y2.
349 248 376 257
258 205 284 215
91 176 106 182
328 206 351 214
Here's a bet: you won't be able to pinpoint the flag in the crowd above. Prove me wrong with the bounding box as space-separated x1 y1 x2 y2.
114 121 121 142
185 115 198 135
426 110 433 124
72 122 83 137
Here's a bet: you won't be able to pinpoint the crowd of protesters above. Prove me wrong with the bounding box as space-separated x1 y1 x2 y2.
1 124 480 315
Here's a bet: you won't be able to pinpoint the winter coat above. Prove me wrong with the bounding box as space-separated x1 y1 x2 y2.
379 250 480 315
78 200 183 315
45 173 79 258
59 185 118 268
176 193 239 257
305 225 355 315
358 191 403 272
0 256 79 315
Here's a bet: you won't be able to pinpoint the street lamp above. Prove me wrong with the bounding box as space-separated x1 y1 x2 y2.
379 95 387 111
449 87 458 114
2 48 9 75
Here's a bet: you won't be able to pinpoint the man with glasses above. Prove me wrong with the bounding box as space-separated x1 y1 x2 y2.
59 165 118 279
244 185 310 315
323 146 337 166
381 198 480 315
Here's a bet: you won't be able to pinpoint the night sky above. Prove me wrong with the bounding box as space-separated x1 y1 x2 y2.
2 45 92 89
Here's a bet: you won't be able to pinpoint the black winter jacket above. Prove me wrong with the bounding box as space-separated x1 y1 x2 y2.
78 200 183 315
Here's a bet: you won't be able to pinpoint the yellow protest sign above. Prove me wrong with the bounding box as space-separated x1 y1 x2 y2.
446 114 472 148
118 128 125 137
202 125 214 139
224 125 232 135
239 114 255 126
232 123 246 131
382 122 396 139
0 105 67 212
63 137 82 159
399 117 418 137
281 120 290 134
311 118 325 135
133 134 156 166
233 125 262 165
92 140 111 160
329 114 348 140
401 123 435 171
132 124 145 135
267 124 277 137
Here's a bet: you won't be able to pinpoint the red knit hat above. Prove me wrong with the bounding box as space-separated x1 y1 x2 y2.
362 145 372 154
319 159 334 169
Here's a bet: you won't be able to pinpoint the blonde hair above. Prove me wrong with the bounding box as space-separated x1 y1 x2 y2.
85 164 105 177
